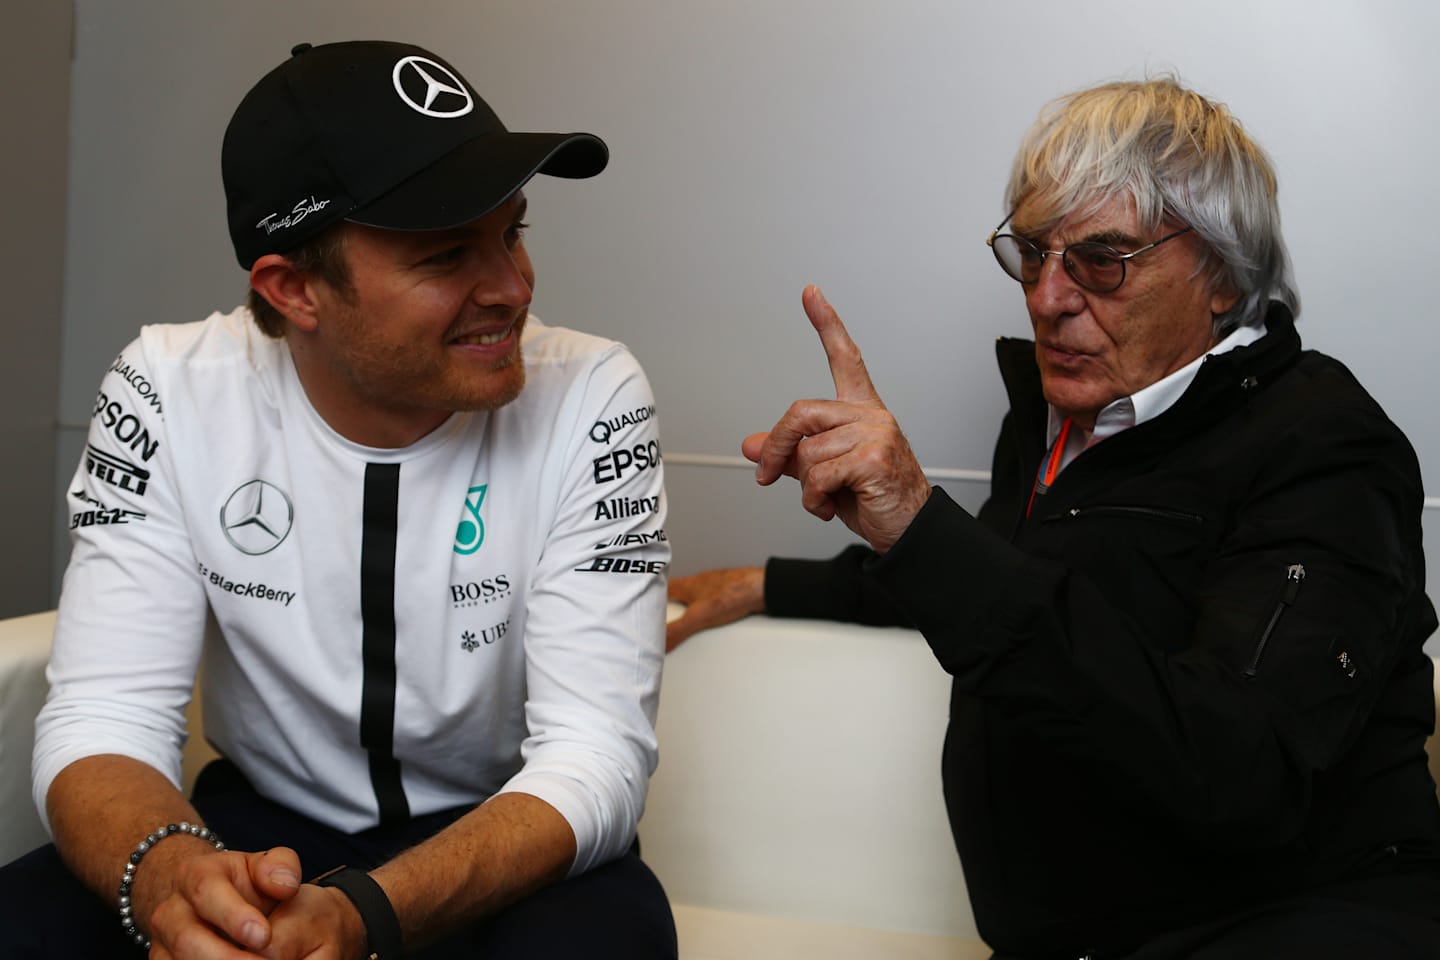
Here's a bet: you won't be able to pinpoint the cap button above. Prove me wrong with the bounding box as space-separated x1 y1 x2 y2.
290 43 313 56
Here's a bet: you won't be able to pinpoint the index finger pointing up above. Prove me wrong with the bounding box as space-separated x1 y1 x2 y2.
803 285 880 404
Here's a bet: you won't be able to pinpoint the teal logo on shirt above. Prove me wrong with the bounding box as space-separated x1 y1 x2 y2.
454 484 488 555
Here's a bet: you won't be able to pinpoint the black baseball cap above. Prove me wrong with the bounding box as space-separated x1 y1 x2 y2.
222 40 608 269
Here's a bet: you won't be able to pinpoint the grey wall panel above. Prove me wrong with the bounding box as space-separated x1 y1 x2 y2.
2 0 72 616
2 422 62 615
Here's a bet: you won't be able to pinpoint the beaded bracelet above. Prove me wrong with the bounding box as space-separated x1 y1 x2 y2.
117 821 226 950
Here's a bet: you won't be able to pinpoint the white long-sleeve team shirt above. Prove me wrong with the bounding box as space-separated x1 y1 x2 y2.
35 309 668 874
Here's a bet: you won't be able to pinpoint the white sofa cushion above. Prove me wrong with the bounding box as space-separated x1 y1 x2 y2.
639 615 981 947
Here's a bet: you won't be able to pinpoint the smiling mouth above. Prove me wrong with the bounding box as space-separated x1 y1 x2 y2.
451 329 511 346
448 314 522 347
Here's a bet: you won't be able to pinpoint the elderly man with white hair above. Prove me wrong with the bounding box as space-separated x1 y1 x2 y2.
670 78 1440 958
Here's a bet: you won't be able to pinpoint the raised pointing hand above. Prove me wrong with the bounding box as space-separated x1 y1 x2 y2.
742 286 930 554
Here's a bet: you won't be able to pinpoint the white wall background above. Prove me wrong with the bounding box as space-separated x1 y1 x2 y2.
51 1 1440 634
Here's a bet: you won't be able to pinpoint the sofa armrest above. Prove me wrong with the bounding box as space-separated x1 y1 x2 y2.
0 610 58 864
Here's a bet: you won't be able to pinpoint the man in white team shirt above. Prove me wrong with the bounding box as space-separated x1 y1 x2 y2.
2 40 674 959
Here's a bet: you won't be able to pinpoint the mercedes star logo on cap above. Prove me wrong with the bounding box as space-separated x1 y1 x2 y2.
392 56 474 118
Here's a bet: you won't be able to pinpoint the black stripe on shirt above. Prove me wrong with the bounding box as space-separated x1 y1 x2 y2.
360 462 409 826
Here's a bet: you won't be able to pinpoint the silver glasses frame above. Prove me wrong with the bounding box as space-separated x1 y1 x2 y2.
985 211 1194 293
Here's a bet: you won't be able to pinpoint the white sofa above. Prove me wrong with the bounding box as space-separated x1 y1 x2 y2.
4 608 1439 959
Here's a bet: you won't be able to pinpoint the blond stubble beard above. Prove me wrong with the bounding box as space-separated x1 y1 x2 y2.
465 349 526 412
325 304 529 417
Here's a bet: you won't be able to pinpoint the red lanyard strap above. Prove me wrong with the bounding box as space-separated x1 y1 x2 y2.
1026 417 1072 519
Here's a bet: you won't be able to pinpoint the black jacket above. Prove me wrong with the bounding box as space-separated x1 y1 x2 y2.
766 305 1440 957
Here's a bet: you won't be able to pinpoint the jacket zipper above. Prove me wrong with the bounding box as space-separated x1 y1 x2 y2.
1044 505 1204 526
1242 564 1306 678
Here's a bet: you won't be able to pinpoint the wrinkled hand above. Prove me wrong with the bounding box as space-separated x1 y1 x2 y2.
146 846 302 959
667 567 766 650
744 286 930 555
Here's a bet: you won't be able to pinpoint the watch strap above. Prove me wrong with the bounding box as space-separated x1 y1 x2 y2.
312 866 403 959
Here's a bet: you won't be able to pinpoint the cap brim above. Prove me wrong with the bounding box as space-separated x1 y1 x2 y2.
346 131 608 232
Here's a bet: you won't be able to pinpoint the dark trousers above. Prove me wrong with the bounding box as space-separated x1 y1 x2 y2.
1112 893 1440 960
987 876 1440 960
0 760 678 958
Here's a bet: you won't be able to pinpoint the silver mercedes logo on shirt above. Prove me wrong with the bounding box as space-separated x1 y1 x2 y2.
220 480 294 555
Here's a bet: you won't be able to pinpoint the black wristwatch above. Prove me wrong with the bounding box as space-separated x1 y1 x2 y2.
311 865 404 960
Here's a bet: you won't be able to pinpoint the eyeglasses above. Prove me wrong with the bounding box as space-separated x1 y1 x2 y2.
985 211 1193 293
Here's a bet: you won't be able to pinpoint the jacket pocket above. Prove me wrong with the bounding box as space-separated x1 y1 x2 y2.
1242 563 1307 679
1043 504 1204 527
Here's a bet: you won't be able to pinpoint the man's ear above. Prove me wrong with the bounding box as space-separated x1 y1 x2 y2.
250 254 320 333
1209 276 1242 318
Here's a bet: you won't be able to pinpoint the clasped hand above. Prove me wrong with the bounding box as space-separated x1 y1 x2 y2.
744 285 931 556
145 846 363 960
